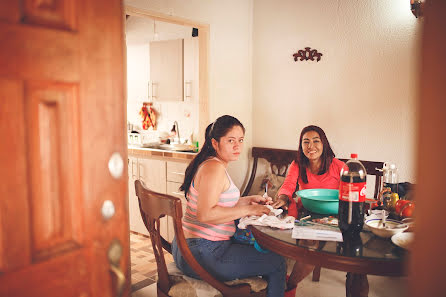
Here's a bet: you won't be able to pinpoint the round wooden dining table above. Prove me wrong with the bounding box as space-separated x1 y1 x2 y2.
249 224 409 297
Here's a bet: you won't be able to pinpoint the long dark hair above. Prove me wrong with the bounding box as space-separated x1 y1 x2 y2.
296 125 335 184
180 115 245 198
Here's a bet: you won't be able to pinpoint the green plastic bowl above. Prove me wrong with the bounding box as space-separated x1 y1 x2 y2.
296 189 339 215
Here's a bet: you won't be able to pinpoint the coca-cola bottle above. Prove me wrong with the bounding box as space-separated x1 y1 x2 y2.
339 232 363 257
338 153 367 238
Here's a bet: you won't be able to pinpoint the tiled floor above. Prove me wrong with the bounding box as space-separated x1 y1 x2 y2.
130 231 408 296
133 271 408 297
130 231 173 292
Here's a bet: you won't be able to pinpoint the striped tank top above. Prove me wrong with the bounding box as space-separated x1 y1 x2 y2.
182 158 240 241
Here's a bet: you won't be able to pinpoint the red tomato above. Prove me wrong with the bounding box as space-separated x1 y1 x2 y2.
401 202 415 218
395 200 411 215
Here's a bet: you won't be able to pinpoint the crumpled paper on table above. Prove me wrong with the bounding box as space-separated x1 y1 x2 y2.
238 205 295 229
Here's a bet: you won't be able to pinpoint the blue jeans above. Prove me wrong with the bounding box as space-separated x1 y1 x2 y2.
172 237 286 297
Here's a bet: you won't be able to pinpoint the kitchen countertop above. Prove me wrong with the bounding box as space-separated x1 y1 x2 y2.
128 145 197 161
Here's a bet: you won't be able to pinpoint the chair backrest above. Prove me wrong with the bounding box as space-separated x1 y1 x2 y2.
243 147 384 199
337 158 384 199
134 180 262 297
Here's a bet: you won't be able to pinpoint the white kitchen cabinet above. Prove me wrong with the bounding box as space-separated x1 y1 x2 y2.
128 155 191 241
165 160 189 241
138 158 167 194
128 156 149 235
166 160 187 183
166 181 187 211
150 39 183 101
166 181 185 242
137 158 168 239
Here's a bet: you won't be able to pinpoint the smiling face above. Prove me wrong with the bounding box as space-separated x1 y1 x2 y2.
212 125 244 164
302 130 323 162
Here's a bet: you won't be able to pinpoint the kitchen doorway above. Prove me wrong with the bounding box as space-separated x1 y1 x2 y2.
125 6 209 146
124 6 209 293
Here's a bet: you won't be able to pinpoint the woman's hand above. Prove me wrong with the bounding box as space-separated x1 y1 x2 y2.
270 194 289 209
250 194 273 205
245 204 271 217
238 195 272 206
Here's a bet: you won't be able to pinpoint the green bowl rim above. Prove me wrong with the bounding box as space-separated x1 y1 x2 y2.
296 189 339 201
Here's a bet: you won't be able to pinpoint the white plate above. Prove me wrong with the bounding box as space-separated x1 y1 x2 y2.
391 232 414 250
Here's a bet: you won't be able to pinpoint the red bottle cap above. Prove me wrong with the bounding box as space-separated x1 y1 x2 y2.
351 153 358 158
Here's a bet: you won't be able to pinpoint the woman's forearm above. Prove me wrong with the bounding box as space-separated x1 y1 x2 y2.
197 204 249 224
197 200 271 224
277 161 299 197
277 194 289 203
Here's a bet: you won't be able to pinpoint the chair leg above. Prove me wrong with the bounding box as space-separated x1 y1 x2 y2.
312 266 321 282
287 261 314 290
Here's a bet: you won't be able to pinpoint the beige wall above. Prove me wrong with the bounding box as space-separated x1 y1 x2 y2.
253 0 421 186
125 0 421 191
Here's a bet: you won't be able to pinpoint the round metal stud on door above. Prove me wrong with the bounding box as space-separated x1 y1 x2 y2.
108 152 124 179
101 200 115 220
108 239 125 297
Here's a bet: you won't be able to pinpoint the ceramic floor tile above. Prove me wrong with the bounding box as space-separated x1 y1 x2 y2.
130 232 408 297
130 267 408 297
130 232 173 293
131 283 157 297
294 268 408 297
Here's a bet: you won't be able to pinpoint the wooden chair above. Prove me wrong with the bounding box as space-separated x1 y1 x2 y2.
242 147 384 284
134 179 268 297
243 147 384 199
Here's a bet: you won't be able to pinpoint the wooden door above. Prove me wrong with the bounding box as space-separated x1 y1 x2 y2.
410 1 446 296
0 1 129 297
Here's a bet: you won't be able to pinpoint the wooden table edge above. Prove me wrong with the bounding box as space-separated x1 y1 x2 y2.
249 225 407 277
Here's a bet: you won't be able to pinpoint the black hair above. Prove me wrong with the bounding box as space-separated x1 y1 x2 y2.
295 125 335 184
180 115 245 198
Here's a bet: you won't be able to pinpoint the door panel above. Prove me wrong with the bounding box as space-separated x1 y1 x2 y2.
0 1 21 22
0 78 31 273
23 0 77 30
0 0 128 296
26 81 83 261
0 23 80 81
0 249 90 296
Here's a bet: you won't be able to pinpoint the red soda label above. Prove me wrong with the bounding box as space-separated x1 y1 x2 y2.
339 181 366 202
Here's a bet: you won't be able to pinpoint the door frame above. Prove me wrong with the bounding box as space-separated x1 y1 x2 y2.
125 6 209 147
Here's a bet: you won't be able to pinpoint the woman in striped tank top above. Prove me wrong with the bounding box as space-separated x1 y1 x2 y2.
172 115 286 297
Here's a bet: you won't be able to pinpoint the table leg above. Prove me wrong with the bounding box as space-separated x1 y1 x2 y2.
346 273 369 297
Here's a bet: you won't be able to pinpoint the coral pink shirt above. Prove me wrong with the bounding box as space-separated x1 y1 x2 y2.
277 158 346 217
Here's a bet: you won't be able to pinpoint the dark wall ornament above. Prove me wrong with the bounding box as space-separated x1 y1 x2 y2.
293 47 323 62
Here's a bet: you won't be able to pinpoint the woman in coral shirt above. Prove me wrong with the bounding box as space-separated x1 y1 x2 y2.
271 125 346 217
270 125 346 291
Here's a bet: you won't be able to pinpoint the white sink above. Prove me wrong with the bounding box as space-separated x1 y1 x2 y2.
159 143 196 152
140 142 161 149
